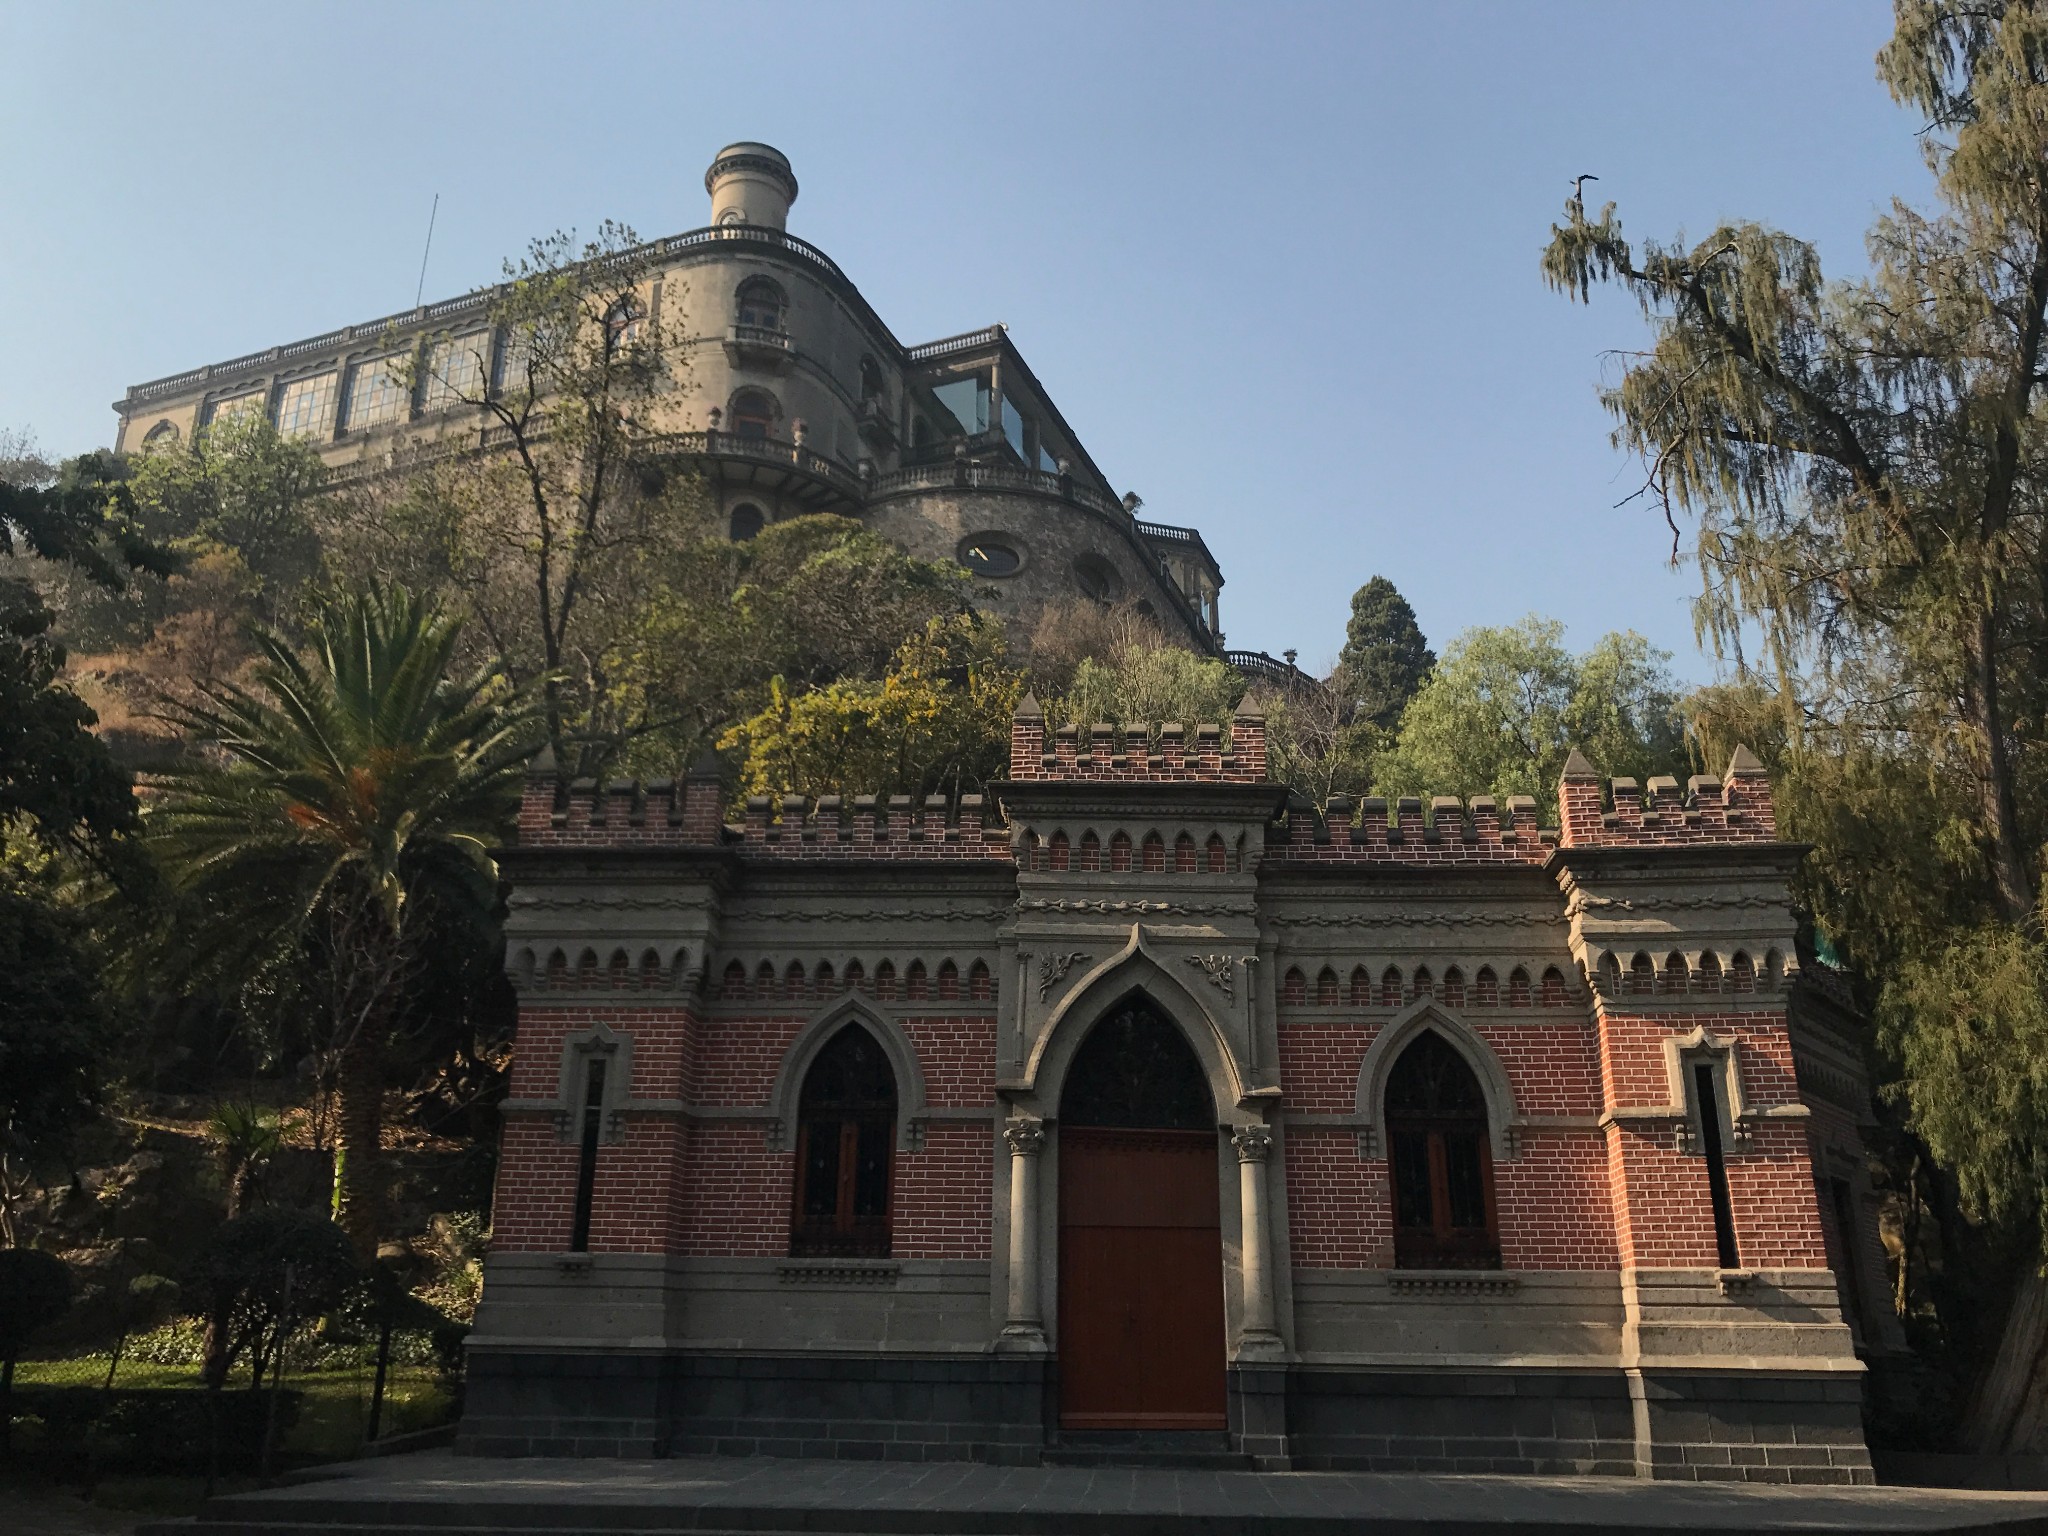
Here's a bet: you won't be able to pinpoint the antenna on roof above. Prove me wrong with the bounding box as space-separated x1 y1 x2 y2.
414 192 440 309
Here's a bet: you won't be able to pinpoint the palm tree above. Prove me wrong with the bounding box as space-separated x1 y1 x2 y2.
149 585 535 1253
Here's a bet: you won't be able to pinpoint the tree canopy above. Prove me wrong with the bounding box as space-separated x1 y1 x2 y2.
1337 576 1434 730
1373 618 1682 805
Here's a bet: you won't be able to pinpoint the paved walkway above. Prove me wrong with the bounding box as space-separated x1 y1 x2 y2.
169 1450 2048 1534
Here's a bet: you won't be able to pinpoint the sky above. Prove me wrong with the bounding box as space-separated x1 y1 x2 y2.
0 1 1925 679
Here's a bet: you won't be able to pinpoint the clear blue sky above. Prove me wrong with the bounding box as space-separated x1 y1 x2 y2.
0 1 1921 678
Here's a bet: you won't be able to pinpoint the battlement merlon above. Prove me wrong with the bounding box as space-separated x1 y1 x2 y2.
1004 694 1267 783
1556 744 1779 848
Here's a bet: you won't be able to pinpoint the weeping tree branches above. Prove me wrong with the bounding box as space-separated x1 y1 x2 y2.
1542 1 2048 929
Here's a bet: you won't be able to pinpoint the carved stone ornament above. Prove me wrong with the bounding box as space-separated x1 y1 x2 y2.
1037 951 1090 1001
1004 1119 1046 1158
1231 1123 1274 1163
1184 953 1240 1003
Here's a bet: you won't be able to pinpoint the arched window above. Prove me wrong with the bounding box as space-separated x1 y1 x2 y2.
859 355 884 402
604 298 642 351
729 388 778 439
142 420 181 449
1061 996 1211 1130
1385 1031 1500 1270
790 1025 897 1257
736 277 786 331
729 503 765 541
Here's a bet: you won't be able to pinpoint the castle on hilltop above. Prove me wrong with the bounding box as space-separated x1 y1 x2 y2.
470 701 1899 1482
112 142 1276 669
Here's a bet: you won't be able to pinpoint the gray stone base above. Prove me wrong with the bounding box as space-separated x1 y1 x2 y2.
1631 1369 1875 1485
1287 1368 1639 1476
462 1350 1048 1463
460 1352 1874 1482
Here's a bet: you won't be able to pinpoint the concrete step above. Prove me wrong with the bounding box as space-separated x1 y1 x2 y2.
1042 1429 1252 1470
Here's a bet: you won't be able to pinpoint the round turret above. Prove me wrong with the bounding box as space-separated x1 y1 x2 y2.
705 142 798 231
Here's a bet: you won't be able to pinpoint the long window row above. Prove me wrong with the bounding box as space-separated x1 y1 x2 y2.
201 330 506 440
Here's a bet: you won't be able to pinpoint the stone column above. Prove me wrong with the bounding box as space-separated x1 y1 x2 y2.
1232 1123 1284 1355
998 1118 1047 1351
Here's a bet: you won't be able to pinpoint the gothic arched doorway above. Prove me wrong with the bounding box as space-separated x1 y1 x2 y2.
1057 994 1226 1429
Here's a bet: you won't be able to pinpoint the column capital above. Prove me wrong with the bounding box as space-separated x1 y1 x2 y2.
1232 1123 1274 1163
1004 1118 1047 1158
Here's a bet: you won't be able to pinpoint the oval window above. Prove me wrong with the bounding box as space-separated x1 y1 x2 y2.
959 536 1022 578
1074 554 1123 601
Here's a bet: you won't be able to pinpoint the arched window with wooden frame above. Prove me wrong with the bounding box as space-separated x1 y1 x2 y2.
729 388 779 440
790 1025 897 1258
1385 1030 1501 1270
736 276 787 331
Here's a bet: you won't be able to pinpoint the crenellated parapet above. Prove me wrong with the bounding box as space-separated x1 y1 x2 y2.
736 792 1011 859
1006 694 1267 783
1269 793 1555 865
1557 745 1777 848
516 755 727 848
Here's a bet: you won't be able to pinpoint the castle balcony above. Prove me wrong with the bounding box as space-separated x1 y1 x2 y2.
856 396 897 452
660 427 864 513
723 323 795 372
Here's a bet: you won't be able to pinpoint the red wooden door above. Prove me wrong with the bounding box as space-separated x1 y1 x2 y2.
1058 1127 1227 1429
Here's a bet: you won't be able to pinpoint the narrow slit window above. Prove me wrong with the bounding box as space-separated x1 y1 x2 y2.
569 1055 608 1253
1694 1062 1740 1269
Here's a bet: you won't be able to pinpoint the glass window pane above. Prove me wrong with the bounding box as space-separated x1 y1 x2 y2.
930 375 988 434
424 333 489 410
801 1123 840 1220
207 391 266 427
345 355 408 431
274 372 337 440
1000 397 1025 455
853 1120 891 1219
1391 1129 1434 1229
1444 1131 1488 1229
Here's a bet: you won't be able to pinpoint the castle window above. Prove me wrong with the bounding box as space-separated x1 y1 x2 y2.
344 355 408 431
1691 1060 1741 1269
274 373 338 440
790 1025 897 1259
1074 554 1123 602
568 1052 609 1253
729 388 778 439
495 325 537 395
931 373 989 435
206 391 265 428
423 333 489 411
1000 394 1026 456
604 298 643 351
736 277 786 331
142 420 181 449
1386 1031 1500 1270
958 535 1022 578
859 355 884 403
730 503 765 541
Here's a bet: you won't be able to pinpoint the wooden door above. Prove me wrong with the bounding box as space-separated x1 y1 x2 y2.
1058 1126 1227 1429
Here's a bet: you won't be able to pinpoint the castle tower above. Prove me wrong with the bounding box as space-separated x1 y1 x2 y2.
705 141 798 230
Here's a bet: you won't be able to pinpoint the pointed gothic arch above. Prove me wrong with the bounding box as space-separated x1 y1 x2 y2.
1022 927 1245 1120
1355 997 1520 1160
768 995 931 1153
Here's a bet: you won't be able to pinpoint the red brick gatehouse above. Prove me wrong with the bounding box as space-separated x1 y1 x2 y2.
466 700 1892 1483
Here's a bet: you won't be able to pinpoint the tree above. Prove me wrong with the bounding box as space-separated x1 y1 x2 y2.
195 1208 357 1390
1252 681 1382 807
148 587 536 1253
0 447 171 1237
1336 576 1434 729
1373 618 1682 806
1054 641 1245 733
0 1247 71 1453
352 223 700 783
721 613 1024 803
1542 1 2048 1448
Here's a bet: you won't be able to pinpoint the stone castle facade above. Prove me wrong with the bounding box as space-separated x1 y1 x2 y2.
111 142 1260 668
469 705 1897 1482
